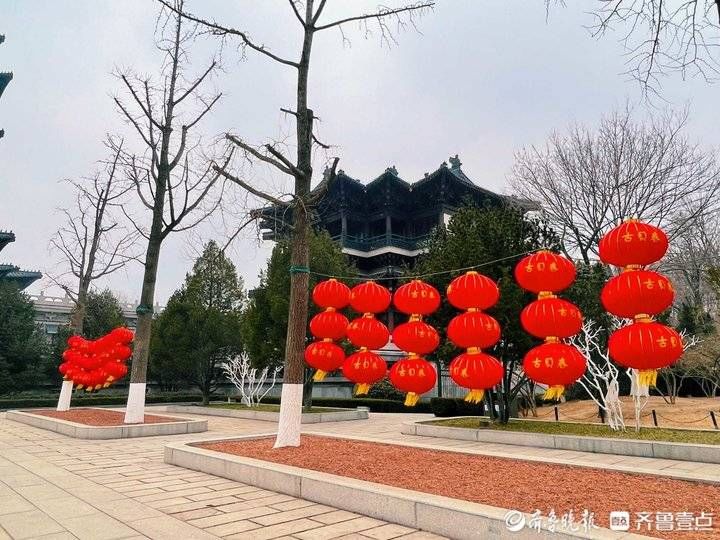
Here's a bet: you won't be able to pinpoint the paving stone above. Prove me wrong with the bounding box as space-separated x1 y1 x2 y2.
310 510 361 525
59 513 139 540
361 524 417 539
0 509 65 539
224 518 320 540
128 515 220 540
250 504 335 526
188 507 280 528
0 494 35 516
293 517 385 540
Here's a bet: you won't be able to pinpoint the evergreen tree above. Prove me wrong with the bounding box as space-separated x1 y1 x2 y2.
81 289 127 339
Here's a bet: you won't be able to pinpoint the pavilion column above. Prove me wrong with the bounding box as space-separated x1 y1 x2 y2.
385 213 392 243
341 210 347 241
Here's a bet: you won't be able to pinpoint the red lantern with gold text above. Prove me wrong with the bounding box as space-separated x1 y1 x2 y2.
393 279 441 316
520 298 583 340
342 350 387 395
601 270 674 319
349 281 392 314
446 271 499 311
514 251 576 296
304 279 350 381
523 342 587 395
389 356 437 405
449 353 503 403
598 220 668 268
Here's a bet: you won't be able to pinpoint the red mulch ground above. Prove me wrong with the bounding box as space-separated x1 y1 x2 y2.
28 408 182 426
199 436 719 540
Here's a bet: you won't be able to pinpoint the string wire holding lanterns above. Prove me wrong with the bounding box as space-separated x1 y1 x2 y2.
514 250 587 400
599 219 683 387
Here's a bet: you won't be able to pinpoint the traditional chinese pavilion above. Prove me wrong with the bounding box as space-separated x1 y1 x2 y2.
0 231 42 290
0 34 12 140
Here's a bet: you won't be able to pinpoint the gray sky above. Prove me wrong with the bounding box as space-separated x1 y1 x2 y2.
1 0 718 304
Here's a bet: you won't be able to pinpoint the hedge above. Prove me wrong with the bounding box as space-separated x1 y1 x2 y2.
0 393 214 410
430 397 485 417
251 396 433 413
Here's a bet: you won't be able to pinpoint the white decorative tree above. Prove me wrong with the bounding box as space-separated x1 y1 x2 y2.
223 355 282 407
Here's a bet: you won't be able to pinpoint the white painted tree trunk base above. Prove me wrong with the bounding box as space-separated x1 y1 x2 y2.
273 383 303 448
56 380 73 411
124 383 147 424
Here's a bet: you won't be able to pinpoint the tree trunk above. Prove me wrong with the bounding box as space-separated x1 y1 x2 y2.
69 286 87 335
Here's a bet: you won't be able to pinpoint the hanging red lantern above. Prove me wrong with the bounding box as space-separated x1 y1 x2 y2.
309 310 349 340
389 356 437 406
601 270 674 319
312 278 351 309
346 315 390 350
599 219 668 268
342 350 387 395
514 251 576 295
447 271 500 311
608 321 683 386
304 340 345 381
449 352 503 403
393 279 441 315
520 297 583 340
523 342 587 400
392 320 440 355
349 281 392 314
109 327 134 344
447 312 501 350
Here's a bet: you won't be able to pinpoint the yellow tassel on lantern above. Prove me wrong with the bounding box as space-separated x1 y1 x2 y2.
103 382 111 388
543 385 565 400
354 383 371 396
404 392 421 407
463 389 485 404
76 385 84 390
638 369 658 387
312 370 327 382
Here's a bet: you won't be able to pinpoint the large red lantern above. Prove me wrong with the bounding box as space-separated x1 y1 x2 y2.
608 321 683 386
514 251 576 295
342 350 387 395
523 342 587 400
447 312 501 350
305 279 349 380
389 356 437 406
312 278 351 309
346 315 390 350
599 219 668 268
393 279 441 315
600 270 674 318
392 320 440 355
447 271 499 311
349 281 392 314
309 310 350 341
520 297 583 340
304 341 345 380
449 352 503 403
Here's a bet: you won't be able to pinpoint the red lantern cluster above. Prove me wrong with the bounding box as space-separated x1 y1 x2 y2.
515 251 586 400
342 281 391 395
304 279 350 381
599 219 682 387
389 280 440 406
59 327 134 392
446 271 503 403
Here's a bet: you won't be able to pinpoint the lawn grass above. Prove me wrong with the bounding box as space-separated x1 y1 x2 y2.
428 417 720 445
209 403 339 413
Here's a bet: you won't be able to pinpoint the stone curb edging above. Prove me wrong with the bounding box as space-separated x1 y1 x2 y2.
6 409 207 439
165 404 369 423
164 434 651 540
402 419 720 465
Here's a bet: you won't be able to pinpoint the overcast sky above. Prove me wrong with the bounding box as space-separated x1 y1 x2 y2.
1 0 718 304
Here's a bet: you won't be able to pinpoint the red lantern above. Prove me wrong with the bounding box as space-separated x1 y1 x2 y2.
389 356 437 406
601 270 674 319
608 321 683 386
346 315 390 349
110 327 134 344
349 281 392 314
312 279 351 309
520 298 583 340
393 279 441 315
309 311 349 341
446 271 499 311
392 320 440 355
514 251 576 295
447 312 501 350
599 220 668 268
449 352 503 403
523 342 586 400
342 350 387 395
304 341 345 381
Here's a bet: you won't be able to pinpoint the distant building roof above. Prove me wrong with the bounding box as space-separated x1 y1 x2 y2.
0 230 42 290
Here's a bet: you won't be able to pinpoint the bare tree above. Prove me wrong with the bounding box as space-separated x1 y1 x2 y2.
50 140 137 335
509 107 720 263
161 0 434 447
115 0 228 423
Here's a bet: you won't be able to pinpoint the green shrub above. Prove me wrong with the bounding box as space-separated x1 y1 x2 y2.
431 397 485 417
252 395 432 413
367 377 405 401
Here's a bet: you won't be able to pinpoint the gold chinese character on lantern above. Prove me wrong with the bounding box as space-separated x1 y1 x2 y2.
638 231 647 241
657 337 668 348
544 357 554 367
558 357 567 368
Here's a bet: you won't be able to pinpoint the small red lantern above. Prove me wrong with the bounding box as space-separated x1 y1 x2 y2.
389 356 437 406
342 350 387 395
304 341 345 381
109 327 134 344
599 219 668 268
608 320 683 386
449 352 503 403
447 271 500 311
346 315 390 350
514 251 576 295
312 279 351 309
601 270 674 319
349 281 392 314
392 320 440 355
309 310 349 341
447 311 501 350
393 279 441 315
520 297 583 340
523 342 587 400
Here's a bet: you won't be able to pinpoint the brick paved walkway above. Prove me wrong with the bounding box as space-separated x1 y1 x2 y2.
0 408 717 539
